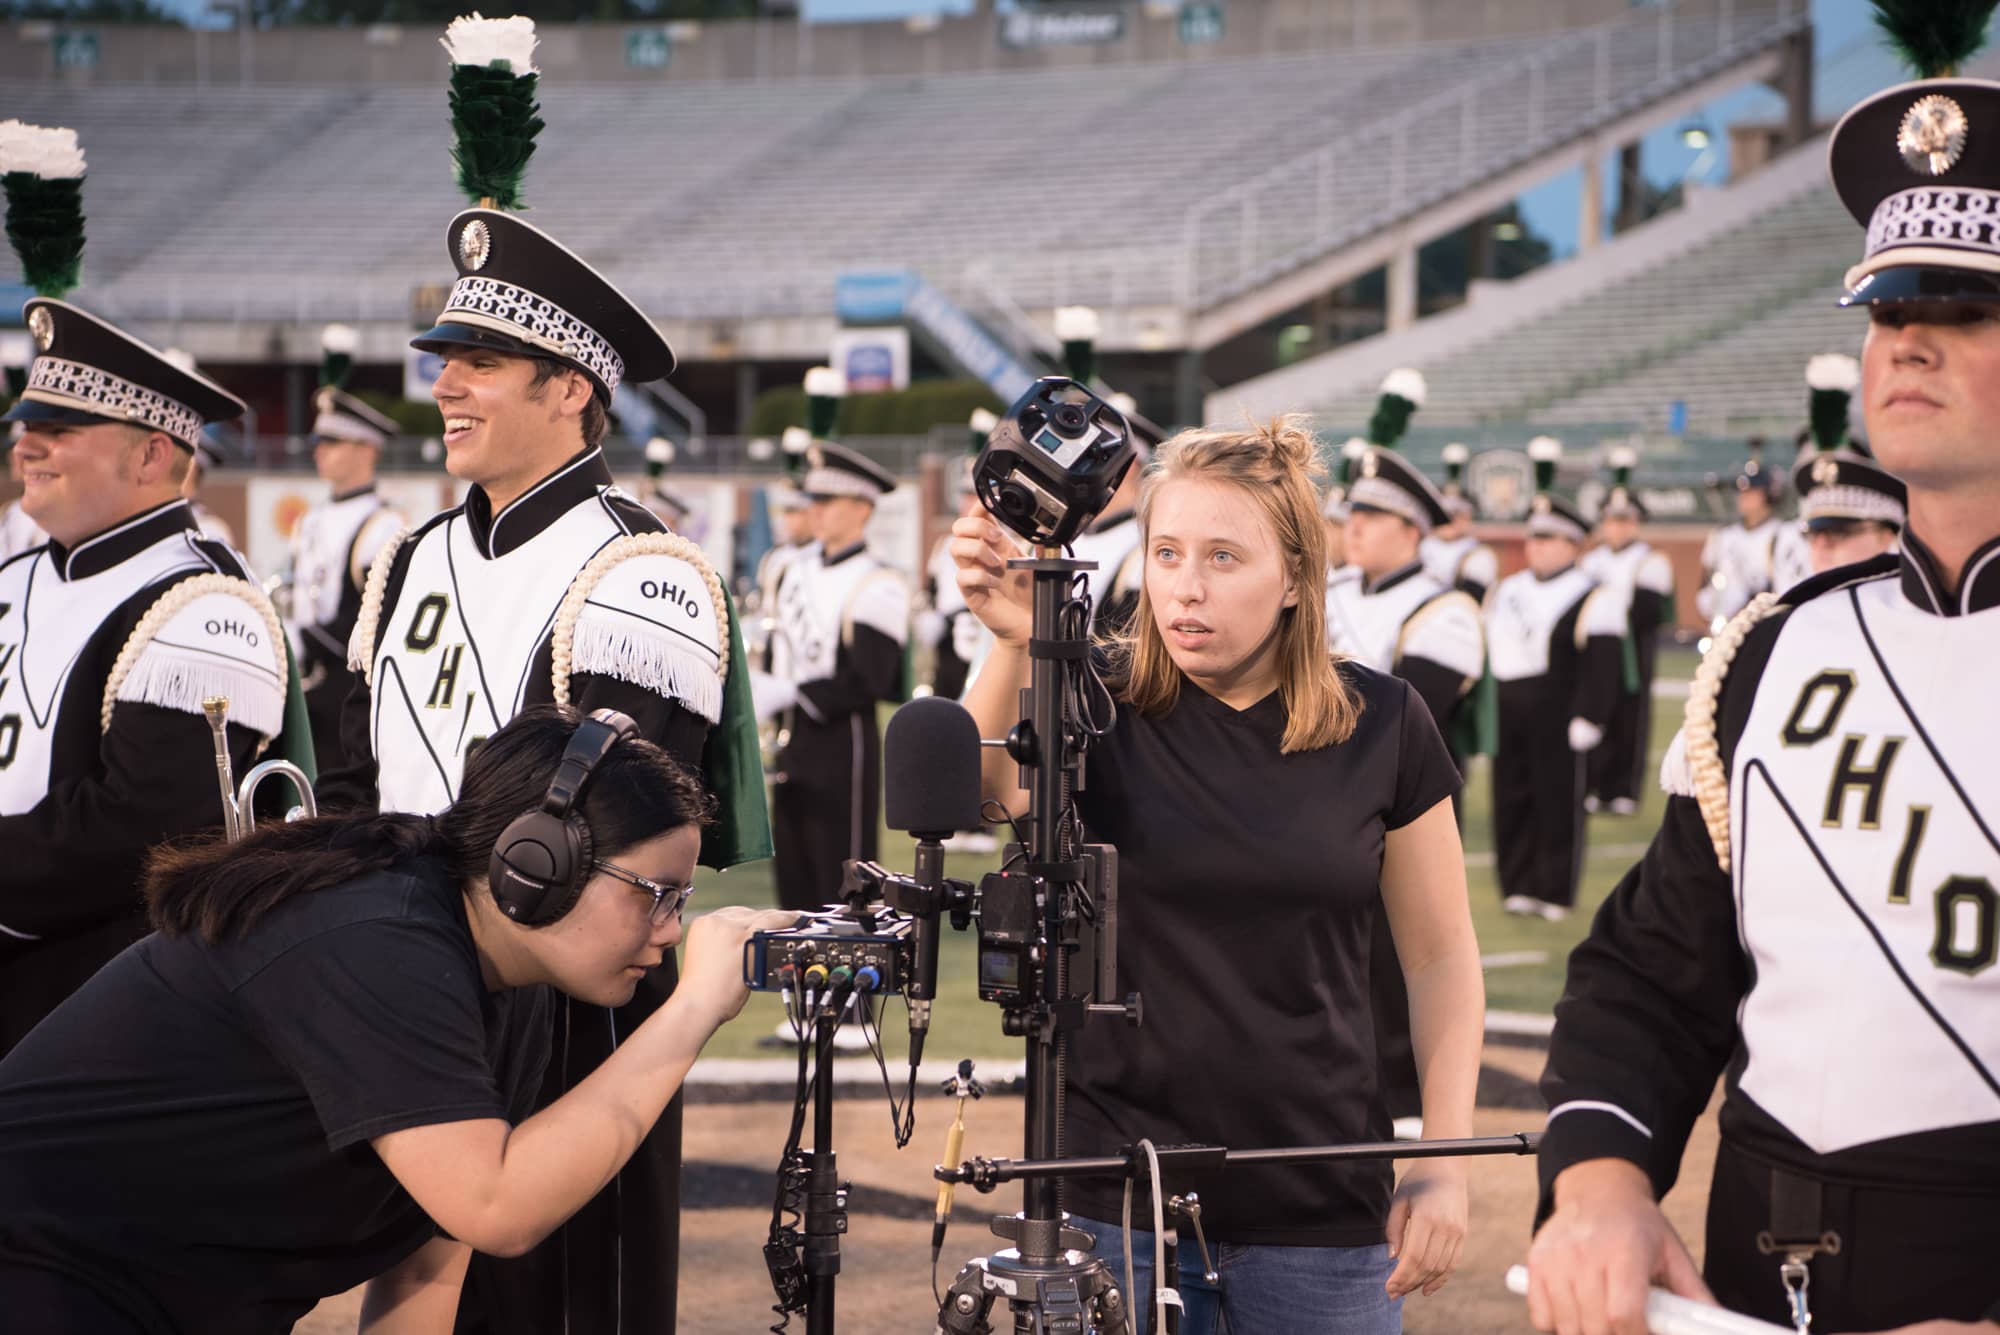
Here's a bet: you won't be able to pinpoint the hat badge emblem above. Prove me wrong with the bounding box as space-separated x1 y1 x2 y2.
1361 451 1380 479
27 306 54 351
1812 456 1840 486
1533 494 1551 514
459 218 492 271
1899 94 1967 176
807 445 825 470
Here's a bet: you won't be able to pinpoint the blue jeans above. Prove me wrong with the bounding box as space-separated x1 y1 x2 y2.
1071 1215 1402 1335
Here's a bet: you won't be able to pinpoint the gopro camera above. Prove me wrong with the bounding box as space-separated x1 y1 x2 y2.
973 377 1136 548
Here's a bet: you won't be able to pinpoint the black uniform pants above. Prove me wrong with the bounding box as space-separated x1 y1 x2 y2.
1493 681 1588 908
771 711 881 913
457 967 683 1335
1588 638 1657 806
1703 1137 2000 1330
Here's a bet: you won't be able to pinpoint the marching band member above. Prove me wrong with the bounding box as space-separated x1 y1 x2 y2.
1580 448 1676 816
1420 442 1498 602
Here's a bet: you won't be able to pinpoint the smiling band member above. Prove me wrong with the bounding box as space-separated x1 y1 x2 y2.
0 299 296 1056
0 707 794 1334
953 417 1485 1333
315 209 769 1335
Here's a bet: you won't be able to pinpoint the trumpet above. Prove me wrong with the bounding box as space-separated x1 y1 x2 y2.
201 695 317 842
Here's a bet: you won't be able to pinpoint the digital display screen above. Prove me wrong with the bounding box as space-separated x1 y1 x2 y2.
1034 427 1068 456
979 948 1021 992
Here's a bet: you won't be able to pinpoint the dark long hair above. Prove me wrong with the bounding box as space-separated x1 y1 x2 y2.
146 706 715 944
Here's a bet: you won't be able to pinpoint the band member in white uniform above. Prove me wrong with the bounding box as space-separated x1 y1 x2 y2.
1421 443 1499 603
1791 351 1906 577
1484 439 1627 921
1328 434 1484 1127
758 437 908 913
1529 40 2000 1334
317 208 768 1335
1580 448 1676 816
283 383 403 775
1698 439 1788 632
0 298 292 1054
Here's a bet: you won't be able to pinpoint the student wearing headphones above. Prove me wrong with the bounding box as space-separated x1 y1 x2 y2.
0 707 792 1335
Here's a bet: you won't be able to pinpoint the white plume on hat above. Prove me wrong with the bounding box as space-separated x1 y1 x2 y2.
162 347 197 374
780 426 813 455
1527 436 1563 462
1441 442 1469 466
1053 306 1101 342
968 407 999 434
645 436 675 466
803 366 847 399
0 120 85 178
1341 436 1369 459
320 323 359 355
1378 367 1427 407
1805 353 1861 393
1607 444 1638 469
440 13 539 72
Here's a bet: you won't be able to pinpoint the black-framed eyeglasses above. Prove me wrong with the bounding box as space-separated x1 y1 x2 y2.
592 859 695 926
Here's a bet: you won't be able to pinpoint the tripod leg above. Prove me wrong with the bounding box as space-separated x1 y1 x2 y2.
936 1263 994 1335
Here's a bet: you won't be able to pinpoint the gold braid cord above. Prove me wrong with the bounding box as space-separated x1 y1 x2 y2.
1683 592 1783 874
101 573 288 753
349 527 412 689
551 532 730 707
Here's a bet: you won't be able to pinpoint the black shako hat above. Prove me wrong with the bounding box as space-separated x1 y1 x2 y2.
803 440 896 501
2 299 244 450
1793 442 1908 532
1348 445 1451 533
411 208 675 400
1831 78 2000 305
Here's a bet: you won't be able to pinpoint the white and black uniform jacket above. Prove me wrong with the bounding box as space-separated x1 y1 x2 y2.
1698 516 1784 625
1420 532 1499 603
1484 565 1629 726
1539 536 2000 1326
0 500 285 1044
1581 540 1675 639
1325 560 1484 731
1070 507 1144 636
319 447 727 815
284 484 403 693
766 539 908 743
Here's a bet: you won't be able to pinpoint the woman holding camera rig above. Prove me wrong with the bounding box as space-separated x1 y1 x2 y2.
953 416 1484 1332
0 706 793 1335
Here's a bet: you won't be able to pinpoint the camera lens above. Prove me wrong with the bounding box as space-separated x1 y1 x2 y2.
1049 403 1088 436
996 482 1035 519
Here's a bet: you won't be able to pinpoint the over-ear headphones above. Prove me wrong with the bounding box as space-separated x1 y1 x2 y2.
489 708 640 927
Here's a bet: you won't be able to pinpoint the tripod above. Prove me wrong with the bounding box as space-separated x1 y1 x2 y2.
934 552 1140 1335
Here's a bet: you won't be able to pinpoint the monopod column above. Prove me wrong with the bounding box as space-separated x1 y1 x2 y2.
1019 555 1087 1243
804 1009 842 1335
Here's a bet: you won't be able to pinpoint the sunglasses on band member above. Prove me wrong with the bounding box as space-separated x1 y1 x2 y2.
592 859 695 926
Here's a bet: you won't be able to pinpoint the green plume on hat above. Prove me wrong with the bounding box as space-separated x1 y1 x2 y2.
779 427 811 482
969 406 998 457
1367 368 1426 449
1528 436 1562 493
1338 437 1368 487
1872 0 1997 78
1805 353 1860 451
0 120 86 299
803 366 845 440
442 14 544 210
320 323 357 391
1054 306 1099 384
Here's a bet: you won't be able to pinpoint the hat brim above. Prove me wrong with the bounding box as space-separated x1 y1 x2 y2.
411 322 617 402
2 395 195 449
1839 262 2000 306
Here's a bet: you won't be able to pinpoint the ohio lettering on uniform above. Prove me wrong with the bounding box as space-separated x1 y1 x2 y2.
0 500 286 1051
334 447 726 815
1540 539 2000 1329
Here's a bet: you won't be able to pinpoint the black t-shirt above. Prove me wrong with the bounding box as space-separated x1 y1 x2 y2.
0 857 551 1335
1066 662 1459 1246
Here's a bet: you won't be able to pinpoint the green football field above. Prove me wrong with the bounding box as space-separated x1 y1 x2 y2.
693 649 1698 1061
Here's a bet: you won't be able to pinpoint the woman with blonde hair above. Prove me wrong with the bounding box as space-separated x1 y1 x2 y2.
952 416 1484 1332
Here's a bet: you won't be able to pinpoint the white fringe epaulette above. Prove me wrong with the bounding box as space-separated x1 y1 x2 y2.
102 573 287 750
1683 592 1784 873
349 526 412 687
550 533 730 724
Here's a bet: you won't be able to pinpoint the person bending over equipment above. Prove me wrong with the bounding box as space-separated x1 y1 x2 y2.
0 706 791 1335
952 416 1485 1334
